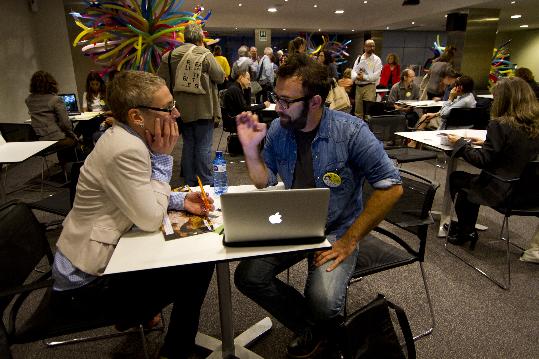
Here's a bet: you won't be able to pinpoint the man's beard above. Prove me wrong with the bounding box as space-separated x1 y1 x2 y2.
279 102 309 130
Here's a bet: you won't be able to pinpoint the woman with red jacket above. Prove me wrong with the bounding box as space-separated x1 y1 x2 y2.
379 53 401 90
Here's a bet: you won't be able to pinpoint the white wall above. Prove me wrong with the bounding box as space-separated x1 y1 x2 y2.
496 29 539 77
0 0 77 123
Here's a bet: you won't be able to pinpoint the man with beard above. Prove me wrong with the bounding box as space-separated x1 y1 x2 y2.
233 54 403 358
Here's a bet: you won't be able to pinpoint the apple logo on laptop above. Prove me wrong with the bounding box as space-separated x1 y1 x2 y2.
268 212 282 224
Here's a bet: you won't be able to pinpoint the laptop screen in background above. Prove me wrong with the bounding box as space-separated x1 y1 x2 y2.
59 94 80 114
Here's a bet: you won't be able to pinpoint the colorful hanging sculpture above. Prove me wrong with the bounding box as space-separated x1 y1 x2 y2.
489 39 516 88
70 0 214 74
305 33 350 66
430 35 445 58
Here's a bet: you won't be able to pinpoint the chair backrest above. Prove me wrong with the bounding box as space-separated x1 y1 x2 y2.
69 161 84 207
367 115 407 145
0 123 37 142
444 107 490 130
511 156 539 208
363 100 387 118
363 169 438 260
0 201 51 312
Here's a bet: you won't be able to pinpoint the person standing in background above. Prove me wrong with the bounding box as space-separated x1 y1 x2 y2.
425 45 456 100
256 47 275 103
351 39 382 119
213 45 231 90
318 50 338 80
288 37 307 56
82 71 107 112
157 23 225 186
379 53 401 91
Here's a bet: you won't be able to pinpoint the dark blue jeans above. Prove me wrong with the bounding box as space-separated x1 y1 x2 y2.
180 119 214 186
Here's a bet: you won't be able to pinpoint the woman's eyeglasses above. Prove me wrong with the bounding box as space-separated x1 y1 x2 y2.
137 100 176 114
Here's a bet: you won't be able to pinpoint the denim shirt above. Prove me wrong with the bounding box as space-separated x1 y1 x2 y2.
263 107 401 242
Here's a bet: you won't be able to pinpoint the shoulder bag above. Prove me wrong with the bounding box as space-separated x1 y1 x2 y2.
326 79 352 113
338 294 416 359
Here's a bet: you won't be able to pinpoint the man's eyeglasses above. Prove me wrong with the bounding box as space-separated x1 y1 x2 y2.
136 100 176 114
270 93 311 110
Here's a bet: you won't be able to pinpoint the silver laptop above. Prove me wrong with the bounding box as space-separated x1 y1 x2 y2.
58 93 81 116
221 188 330 246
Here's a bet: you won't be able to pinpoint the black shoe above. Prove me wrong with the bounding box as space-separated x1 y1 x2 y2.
444 220 459 237
287 328 325 359
448 230 479 250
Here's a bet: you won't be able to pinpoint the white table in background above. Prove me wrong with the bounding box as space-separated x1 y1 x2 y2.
25 112 103 124
397 100 447 109
104 184 331 359
0 141 56 202
395 130 486 237
477 94 493 99
262 103 276 111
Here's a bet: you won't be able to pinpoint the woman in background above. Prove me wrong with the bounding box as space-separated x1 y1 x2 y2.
82 71 106 112
318 50 338 79
379 53 400 91
446 77 539 248
515 67 539 100
213 45 231 90
288 37 307 56
25 70 78 165
425 45 456 99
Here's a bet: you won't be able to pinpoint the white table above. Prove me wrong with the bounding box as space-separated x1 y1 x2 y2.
105 184 331 359
0 141 56 201
25 112 103 124
395 130 486 237
477 94 493 99
397 100 447 108
262 103 276 112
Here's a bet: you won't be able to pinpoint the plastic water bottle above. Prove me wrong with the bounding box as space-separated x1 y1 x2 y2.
213 151 228 196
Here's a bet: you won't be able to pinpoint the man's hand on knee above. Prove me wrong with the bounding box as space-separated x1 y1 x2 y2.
313 238 356 272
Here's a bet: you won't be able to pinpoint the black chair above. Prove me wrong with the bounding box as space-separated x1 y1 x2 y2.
0 200 152 358
442 107 490 130
345 169 438 340
367 114 438 165
362 100 396 119
29 161 83 228
445 157 539 290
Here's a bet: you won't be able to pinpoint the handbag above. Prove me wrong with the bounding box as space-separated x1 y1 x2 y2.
338 294 416 359
250 80 263 95
326 79 352 113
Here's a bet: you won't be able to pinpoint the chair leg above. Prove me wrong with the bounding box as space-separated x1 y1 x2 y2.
413 262 435 341
138 324 149 359
444 196 514 290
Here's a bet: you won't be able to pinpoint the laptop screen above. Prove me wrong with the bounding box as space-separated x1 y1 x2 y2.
58 93 80 114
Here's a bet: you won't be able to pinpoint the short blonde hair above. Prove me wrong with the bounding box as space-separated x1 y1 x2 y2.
107 70 166 124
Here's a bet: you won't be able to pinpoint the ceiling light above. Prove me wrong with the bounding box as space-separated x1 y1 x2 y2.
520 24 529 27
238 3 242 6
351 29 355 32
235 27 238 30
364 0 368 3
511 1 516 3
402 0 420 5
318 28 321 31
267 7 277 12
511 14 522 18
314 4 318 8
445 14 448 18
386 26 390 29
335 10 344 14
282 28 286 30
411 21 415 24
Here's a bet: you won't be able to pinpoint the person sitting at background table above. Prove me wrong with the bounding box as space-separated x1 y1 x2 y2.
446 77 539 249
416 75 476 131
388 68 420 127
82 71 107 112
25 70 79 167
51 70 215 359
223 62 270 119
233 54 402 358
514 67 539 100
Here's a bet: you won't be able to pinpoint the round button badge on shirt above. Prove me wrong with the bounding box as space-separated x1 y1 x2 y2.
323 172 342 188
